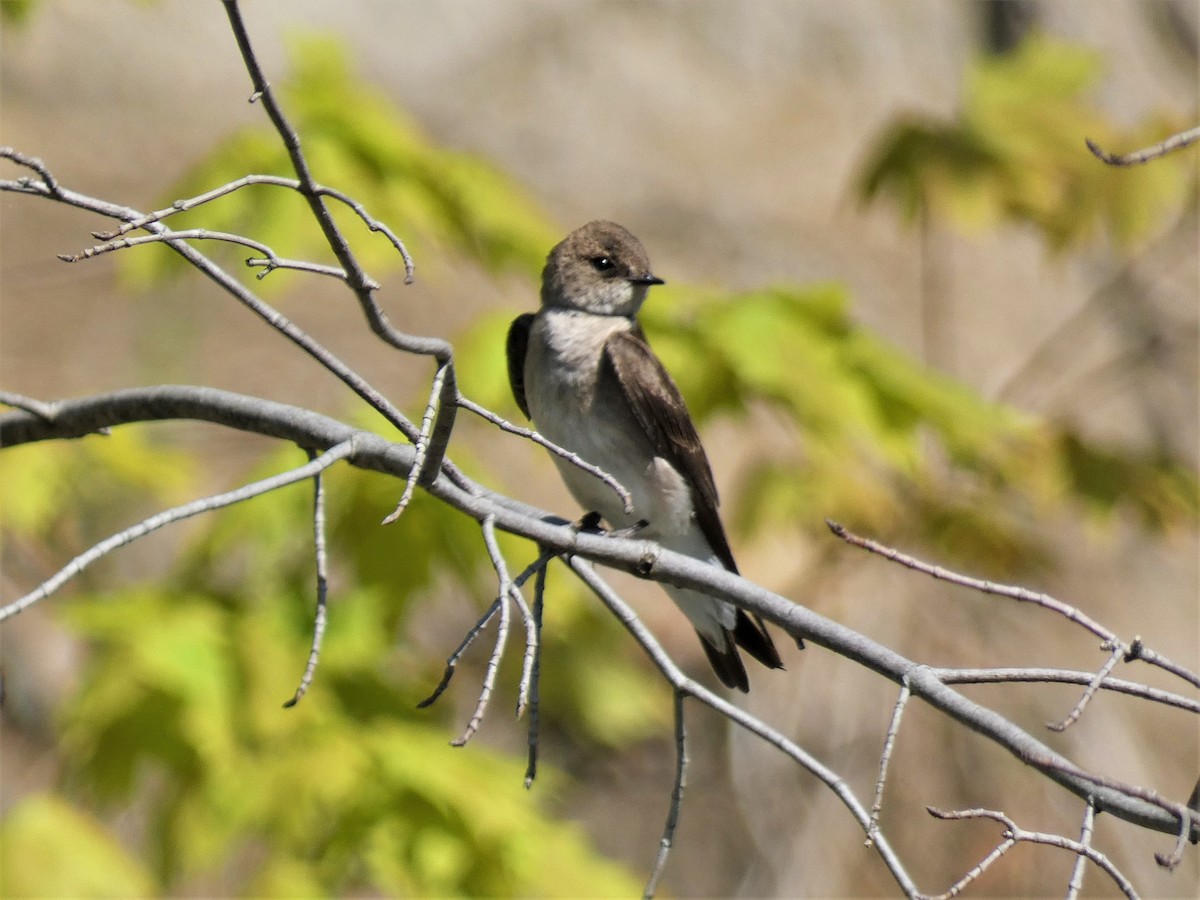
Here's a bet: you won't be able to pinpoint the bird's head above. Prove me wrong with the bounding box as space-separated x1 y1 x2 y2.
540 220 664 317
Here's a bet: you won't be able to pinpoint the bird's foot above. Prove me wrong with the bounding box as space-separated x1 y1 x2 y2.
573 511 606 533
608 519 649 539
571 512 649 540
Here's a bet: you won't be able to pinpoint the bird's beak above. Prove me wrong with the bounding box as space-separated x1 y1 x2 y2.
631 274 665 286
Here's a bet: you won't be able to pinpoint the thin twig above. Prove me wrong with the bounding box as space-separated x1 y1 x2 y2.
933 667 1199 714
58 229 354 284
1037 760 1197 871
0 391 59 421
419 545 556 714
523 559 548 789
417 598 501 709
459 395 634 515
221 0 456 473
566 555 920 898
827 520 1112 641
1086 126 1200 166
1 152 423 444
1124 637 1200 691
0 146 61 194
92 173 414 280
451 522 512 747
644 690 688 899
828 520 1200 689
383 361 449 524
870 678 911 843
477 515 537 718
1047 644 1123 732
1 440 355 622
924 807 1137 900
284 448 332 707
1066 798 1097 900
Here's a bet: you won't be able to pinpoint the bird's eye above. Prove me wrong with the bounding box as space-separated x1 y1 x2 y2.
590 256 614 272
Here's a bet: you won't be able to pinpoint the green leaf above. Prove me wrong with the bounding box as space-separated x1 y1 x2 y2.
0 795 157 897
123 33 559 292
857 33 1191 251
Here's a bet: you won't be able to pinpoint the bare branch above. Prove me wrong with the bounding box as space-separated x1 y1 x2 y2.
1124 638 1200 691
0 146 62 195
0 390 60 421
57 227 356 284
933 667 1199 714
450 516 512 747
924 807 1137 900
870 678 911 842
1086 126 1200 166
827 519 1112 641
1 438 355 623
92 173 414 280
1066 799 1097 900
1047 644 1123 731
284 448 332 708
417 598 501 710
478 514 538 719
828 520 1200 689
565 555 920 898
523 558 548 789
644 690 688 900
220 0 457 474
2 388 1195 846
383 361 453 524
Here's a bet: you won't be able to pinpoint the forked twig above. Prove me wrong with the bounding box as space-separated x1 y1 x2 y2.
0 390 59 421
565 556 918 898
827 520 1200 690
58 229 354 284
923 806 1136 900
221 0 457 477
0 440 355 623
92 173 414 281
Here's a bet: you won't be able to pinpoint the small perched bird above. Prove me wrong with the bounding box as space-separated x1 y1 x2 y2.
507 220 783 691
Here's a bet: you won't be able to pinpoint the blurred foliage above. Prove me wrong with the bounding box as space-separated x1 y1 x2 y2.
4 25 1198 900
0 795 156 897
463 280 1198 575
0 436 643 897
857 34 1191 251
121 33 559 292
0 0 36 27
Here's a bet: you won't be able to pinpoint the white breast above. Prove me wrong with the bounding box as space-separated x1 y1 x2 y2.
523 310 693 535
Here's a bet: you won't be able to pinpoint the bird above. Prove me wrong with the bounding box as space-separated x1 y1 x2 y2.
506 220 784 691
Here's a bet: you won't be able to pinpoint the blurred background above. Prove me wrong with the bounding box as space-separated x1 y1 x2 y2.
1 1 1197 896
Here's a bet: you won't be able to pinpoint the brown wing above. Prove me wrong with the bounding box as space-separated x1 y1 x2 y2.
602 326 737 573
506 313 534 420
604 327 787 674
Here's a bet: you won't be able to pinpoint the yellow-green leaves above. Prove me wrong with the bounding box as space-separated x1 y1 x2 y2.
0 795 157 898
858 35 1191 251
124 34 558 291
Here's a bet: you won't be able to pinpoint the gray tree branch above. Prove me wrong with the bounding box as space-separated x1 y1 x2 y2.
1 385 1194 852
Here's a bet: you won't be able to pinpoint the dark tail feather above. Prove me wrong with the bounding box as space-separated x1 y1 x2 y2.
733 611 786 671
697 613 789 693
697 632 750 693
